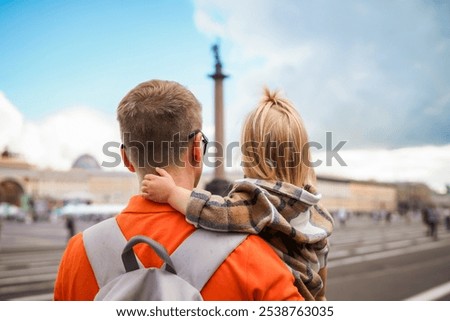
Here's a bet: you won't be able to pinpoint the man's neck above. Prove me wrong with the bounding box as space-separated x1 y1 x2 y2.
137 167 194 191
169 169 195 190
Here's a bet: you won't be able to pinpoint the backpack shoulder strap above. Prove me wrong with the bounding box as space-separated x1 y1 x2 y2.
83 217 143 288
169 229 248 291
84 217 247 291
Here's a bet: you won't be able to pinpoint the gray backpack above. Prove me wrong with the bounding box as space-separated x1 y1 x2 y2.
83 217 247 300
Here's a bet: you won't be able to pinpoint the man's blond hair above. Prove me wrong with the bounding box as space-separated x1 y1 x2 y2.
241 88 315 187
117 80 202 176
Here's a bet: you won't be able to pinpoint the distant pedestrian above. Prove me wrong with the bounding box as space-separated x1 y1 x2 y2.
65 216 75 241
421 208 430 235
337 208 348 227
443 208 450 232
385 211 392 224
423 207 439 241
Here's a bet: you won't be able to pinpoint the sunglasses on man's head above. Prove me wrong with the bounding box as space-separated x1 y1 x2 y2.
188 129 209 155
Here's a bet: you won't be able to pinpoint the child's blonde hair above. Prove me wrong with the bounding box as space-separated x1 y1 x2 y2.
241 88 316 187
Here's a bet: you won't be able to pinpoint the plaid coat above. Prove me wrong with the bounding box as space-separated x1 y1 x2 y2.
186 178 334 300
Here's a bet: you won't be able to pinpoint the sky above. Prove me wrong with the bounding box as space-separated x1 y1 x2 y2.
0 0 449 192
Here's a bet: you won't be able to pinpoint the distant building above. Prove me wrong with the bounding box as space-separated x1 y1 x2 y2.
431 191 450 209
0 150 137 213
0 149 33 206
72 154 102 170
0 148 34 170
317 176 397 213
395 182 450 215
1 148 447 218
200 170 399 214
396 182 434 212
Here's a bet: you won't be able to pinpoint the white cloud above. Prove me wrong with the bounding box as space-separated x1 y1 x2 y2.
193 0 450 191
194 6 225 38
0 92 24 148
194 0 450 148
0 93 120 170
313 145 450 193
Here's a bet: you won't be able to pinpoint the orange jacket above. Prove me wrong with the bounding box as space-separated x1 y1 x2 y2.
54 196 304 301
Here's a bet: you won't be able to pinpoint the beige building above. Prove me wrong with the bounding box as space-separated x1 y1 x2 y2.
315 176 397 213
0 153 137 211
3 151 446 218
201 171 399 214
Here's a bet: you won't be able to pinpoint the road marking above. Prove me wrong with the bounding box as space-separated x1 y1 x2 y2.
11 292 53 301
328 249 350 258
0 265 57 279
354 244 383 254
0 273 56 287
328 238 450 268
326 253 450 286
0 281 55 297
405 280 450 301
385 239 412 249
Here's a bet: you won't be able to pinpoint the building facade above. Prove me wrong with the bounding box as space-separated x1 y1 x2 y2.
0 153 137 218
1 151 447 219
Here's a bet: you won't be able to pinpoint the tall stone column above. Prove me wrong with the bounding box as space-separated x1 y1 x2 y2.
209 44 228 179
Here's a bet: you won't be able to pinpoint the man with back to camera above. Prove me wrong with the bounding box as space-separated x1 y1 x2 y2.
54 79 303 300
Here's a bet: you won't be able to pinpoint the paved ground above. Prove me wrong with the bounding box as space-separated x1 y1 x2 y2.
0 215 449 300
326 216 450 300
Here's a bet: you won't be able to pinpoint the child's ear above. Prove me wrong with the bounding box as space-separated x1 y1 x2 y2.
121 145 135 172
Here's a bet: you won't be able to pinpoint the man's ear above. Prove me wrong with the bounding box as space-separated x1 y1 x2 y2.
192 133 203 164
121 145 135 173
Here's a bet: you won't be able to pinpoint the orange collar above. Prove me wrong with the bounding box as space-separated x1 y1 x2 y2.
121 195 178 214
